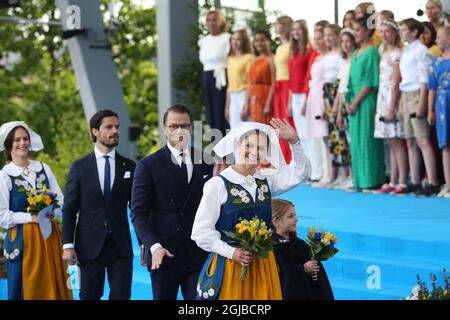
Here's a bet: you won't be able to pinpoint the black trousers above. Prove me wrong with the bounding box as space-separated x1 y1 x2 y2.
78 235 133 300
150 264 200 300
202 70 229 137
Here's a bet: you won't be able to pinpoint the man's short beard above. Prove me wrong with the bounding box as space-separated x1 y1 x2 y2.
100 139 119 148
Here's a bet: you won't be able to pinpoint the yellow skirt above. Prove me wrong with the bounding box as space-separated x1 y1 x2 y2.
10 222 73 300
210 252 282 300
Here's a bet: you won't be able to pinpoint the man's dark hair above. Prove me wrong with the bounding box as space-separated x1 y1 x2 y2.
163 104 192 125
4 126 30 162
89 109 119 143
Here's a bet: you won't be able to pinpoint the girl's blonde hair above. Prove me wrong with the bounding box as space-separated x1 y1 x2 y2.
427 0 443 11
324 24 342 50
276 15 294 40
289 19 311 57
207 10 228 33
230 29 253 56
272 198 297 239
381 19 403 51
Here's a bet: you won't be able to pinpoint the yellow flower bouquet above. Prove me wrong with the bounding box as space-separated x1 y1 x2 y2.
306 226 339 261
224 216 277 280
26 185 57 216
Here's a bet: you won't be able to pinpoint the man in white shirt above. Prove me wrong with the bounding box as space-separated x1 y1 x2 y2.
399 18 440 197
131 105 214 300
62 110 136 299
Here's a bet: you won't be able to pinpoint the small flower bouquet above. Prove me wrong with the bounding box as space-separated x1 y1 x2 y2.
407 269 449 300
306 226 339 261
26 186 57 215
224 216 277 280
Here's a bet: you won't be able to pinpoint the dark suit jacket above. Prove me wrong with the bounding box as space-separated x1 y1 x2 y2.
131 145 213 269
62 151 136 261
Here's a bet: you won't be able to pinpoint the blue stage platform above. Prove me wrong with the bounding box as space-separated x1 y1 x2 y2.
1 185 449 300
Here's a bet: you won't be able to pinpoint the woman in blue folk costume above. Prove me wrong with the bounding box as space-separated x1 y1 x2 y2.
0 121 72 300
191 118 311 300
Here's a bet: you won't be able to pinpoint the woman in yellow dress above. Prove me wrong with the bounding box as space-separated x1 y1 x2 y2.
0 121 72 300
191 118 311 300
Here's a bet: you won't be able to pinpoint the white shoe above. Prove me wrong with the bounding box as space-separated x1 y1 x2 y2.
339 178 354 190
437 185 450 198
329 175 346 189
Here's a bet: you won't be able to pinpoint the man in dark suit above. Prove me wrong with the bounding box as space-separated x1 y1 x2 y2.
131 105 213 300
62 109 136 300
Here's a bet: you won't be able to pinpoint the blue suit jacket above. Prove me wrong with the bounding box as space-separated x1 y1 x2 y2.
131 145 213 269
62 151 135 261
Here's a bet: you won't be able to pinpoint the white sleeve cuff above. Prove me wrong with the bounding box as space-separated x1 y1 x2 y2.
63 243 74 250
150 243 162 255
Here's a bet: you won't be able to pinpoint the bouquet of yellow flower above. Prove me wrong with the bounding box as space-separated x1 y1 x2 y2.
26 185 57 215
306 226 339 261
224 216 277 280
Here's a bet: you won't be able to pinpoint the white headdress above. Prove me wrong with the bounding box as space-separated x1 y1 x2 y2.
0 121 44 152
213 122 286 176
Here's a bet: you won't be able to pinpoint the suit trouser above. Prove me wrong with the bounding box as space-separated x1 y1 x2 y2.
78 235 133 300
150 263 200 300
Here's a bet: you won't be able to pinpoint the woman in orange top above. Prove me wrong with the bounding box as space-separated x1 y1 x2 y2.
242 30 275 125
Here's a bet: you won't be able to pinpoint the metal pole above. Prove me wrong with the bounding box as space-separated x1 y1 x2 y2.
214 0 221 9
334 0 339 25
56 0 136 159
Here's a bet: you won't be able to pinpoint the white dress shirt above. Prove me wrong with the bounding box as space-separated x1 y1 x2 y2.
399 40 432 92
167 143 193 183
191 141 311 260
63 147 116 250
0 160 64 229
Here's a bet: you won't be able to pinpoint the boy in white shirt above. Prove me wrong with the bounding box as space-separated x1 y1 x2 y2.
399 18 440 196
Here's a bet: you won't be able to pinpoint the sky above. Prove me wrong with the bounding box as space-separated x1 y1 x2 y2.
139 0 445 27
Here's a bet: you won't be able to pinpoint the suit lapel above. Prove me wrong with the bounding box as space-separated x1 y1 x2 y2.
181 148 203 210
110 152 127 200
89 152 104 199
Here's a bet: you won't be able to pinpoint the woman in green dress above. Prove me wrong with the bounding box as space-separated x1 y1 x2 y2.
345 14 385 191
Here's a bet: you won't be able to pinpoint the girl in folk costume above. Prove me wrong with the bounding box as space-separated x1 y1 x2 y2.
0 121 72 300
192 119 311 300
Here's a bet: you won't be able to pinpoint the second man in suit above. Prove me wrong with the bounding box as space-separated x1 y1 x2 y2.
131 104 214 300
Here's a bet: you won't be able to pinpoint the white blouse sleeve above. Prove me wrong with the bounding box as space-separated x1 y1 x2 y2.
43 163 64 217
268 141 312 197
0 170 32 229
191 176 236 260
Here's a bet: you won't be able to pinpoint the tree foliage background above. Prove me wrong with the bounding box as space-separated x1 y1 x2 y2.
0 0 158 189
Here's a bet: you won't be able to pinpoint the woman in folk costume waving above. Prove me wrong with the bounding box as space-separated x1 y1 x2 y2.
191 118 311 300
0 121 72 300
